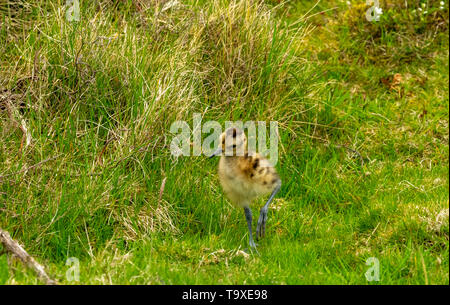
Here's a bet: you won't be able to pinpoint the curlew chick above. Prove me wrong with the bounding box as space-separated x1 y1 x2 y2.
209 127 281 251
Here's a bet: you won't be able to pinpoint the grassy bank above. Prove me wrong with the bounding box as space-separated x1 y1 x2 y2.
0 0 448 284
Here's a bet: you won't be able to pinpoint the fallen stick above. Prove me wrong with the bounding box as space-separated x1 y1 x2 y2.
0 155 60 182
0 228 56 285
159 177 167 202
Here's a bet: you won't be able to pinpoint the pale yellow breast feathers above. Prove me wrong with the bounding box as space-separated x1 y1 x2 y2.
218 148 280 208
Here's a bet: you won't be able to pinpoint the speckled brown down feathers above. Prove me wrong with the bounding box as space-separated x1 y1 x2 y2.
210 127 281 251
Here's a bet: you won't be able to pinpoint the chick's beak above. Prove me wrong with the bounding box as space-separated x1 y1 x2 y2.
209 147 222 158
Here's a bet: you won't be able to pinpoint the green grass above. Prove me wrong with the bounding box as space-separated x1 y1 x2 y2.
0 0 448 284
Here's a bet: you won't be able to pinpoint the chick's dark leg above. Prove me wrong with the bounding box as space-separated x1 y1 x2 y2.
244 207 257 251
256 184 281 240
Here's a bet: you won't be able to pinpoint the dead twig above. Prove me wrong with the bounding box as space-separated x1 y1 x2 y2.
0 229 57 285
159 177 167 202
332 143 365 167
97 136 117 165
2 98 33 152
0 155 60 182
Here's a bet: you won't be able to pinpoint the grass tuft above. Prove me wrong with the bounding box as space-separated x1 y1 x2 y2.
0 0 448 284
